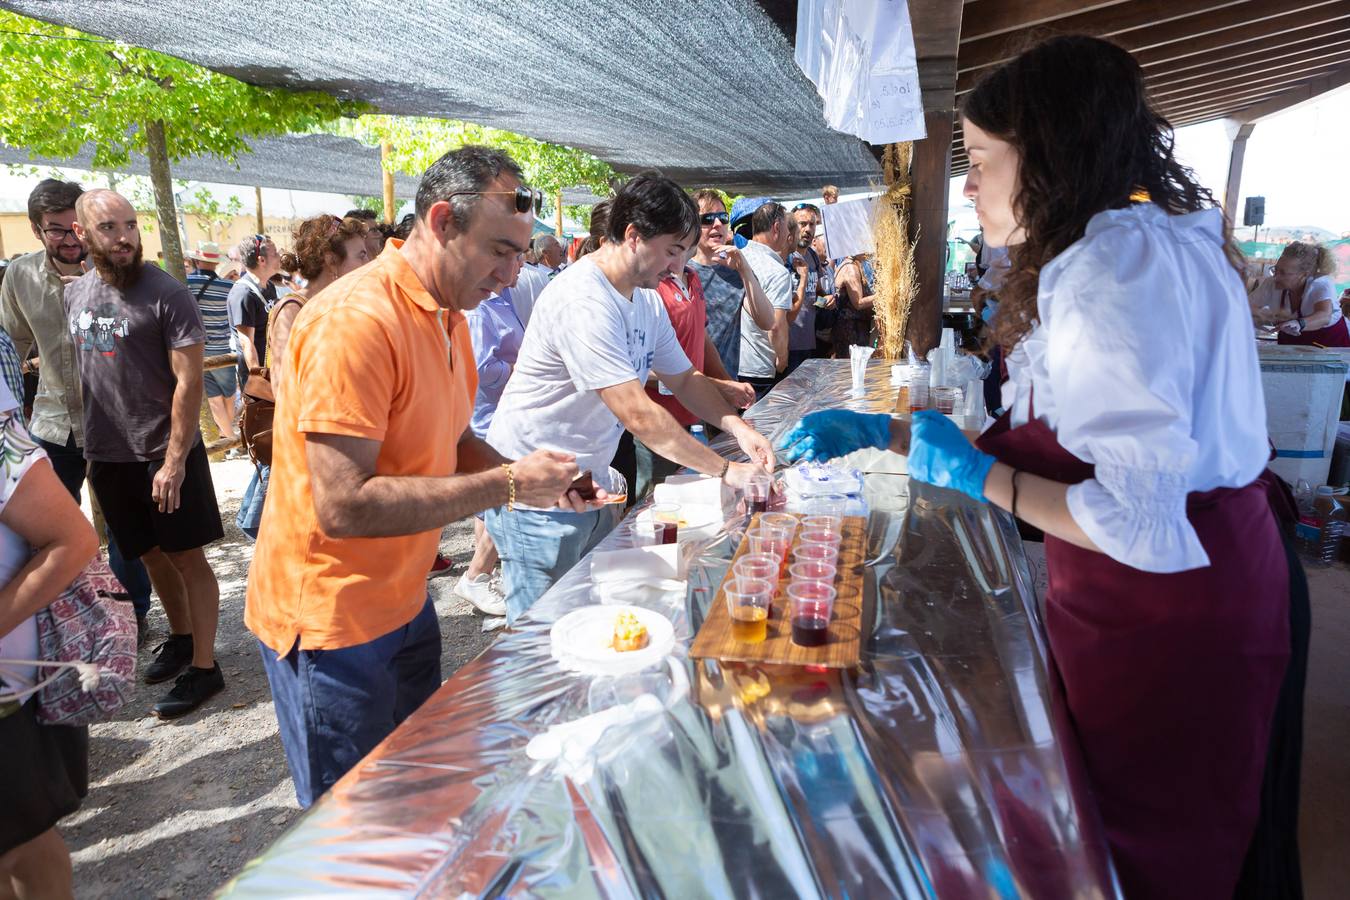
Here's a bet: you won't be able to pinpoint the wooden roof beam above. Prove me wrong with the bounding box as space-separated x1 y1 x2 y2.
1161 86 1299 120
958 0 1250 73
1151 58 1350 103
1147 41 1350 93
1230 61 1350 121
956 0 1340 86
958 0 1130 44
1141 26 1350 84
1132 1 1350 70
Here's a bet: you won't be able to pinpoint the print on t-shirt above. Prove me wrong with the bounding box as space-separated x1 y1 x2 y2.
71 303 130 356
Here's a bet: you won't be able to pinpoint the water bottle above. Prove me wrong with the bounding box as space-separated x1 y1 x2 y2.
1312 485 1348 565
1293 479 1319 555
691 425 709 446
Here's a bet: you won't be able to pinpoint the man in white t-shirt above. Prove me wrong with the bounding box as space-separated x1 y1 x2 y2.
486 172 776 622
735 201 795 398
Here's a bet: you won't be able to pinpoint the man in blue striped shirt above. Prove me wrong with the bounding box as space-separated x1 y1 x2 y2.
186 242 237 440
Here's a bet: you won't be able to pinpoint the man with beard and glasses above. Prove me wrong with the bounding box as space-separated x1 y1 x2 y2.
0 179 155 641
67 189 226 719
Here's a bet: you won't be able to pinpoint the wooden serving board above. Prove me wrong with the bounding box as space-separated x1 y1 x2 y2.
690 513 867 668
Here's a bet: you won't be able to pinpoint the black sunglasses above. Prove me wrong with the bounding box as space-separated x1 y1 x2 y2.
699 212 729 226
450 186 543 217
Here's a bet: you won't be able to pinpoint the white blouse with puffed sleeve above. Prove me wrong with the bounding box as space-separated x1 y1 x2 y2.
999 204 1269 573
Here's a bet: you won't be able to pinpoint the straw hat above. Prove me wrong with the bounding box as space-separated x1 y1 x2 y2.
187 241 222 263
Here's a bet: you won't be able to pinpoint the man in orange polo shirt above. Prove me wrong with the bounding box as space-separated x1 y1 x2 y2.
246 146 598 807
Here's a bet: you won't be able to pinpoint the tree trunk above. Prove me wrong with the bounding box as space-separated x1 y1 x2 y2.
381 140 395 224
145 119 186 283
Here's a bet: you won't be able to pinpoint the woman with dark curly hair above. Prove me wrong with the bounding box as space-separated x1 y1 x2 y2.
778 35 1302 897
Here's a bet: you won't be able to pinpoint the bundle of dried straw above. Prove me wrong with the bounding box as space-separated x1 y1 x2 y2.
871 142 918 361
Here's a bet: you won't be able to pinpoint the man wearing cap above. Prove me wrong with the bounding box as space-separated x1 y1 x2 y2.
186 241 237 442
729 198 794 399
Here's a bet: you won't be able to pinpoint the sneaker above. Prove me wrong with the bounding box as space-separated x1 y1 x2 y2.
153 663 225 719
144 634 194 684
454 573 507 616
427 553 456 580
224 447 247 460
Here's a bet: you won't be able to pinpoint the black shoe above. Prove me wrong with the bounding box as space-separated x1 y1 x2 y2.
144 634 194 684
153 663 224 720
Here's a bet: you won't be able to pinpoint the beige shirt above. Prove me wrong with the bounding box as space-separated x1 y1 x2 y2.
0 250 84 445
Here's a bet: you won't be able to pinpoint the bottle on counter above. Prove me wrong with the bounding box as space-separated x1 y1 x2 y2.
1311 485 1348 566
1293 479 1319 555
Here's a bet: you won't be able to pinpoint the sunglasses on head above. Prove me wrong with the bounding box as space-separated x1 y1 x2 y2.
791 203 819 215
699 212 729 226
449 186 544 217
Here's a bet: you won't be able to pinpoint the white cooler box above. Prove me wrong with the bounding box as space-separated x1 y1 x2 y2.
1258 344 1349 487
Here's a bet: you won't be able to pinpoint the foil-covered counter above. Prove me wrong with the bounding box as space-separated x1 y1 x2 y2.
222 359 1120 898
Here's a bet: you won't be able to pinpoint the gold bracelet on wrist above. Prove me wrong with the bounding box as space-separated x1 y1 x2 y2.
502 463 515 511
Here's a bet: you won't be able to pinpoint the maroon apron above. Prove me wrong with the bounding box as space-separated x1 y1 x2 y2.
976 413 1290 898
1277 315 1350 347
1275 283 1350 346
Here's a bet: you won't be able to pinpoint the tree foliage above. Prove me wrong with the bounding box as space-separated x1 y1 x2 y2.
331 115 617 198
180 187 243 242
0 11 362 168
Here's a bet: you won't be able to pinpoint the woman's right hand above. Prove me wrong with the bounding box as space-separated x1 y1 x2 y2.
776 410 894 464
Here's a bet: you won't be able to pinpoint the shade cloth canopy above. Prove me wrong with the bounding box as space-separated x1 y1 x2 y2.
0 0 882 194
0 133 420 198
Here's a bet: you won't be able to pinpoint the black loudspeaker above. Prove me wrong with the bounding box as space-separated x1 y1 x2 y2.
1244 196 1265 227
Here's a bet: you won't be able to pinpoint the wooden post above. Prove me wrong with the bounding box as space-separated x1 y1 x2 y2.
901 0 963 357
906 109 955 356
254 185 264 234
555 190 564 240
381 140 396 225
1222 119 1256 223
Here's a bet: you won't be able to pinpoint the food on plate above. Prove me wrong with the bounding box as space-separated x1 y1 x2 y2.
612 610 649 652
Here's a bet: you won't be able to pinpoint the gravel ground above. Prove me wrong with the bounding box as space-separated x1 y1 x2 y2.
65 457 497 900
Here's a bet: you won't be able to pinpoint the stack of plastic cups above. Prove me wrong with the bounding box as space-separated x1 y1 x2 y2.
848 344 874 398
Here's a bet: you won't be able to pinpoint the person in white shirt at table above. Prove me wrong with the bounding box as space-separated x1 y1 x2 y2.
1249 241 1348 346
486 172 776 623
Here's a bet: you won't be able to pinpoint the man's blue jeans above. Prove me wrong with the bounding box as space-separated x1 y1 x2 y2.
258 594 442 808
485 505 616 624
236 463 269 541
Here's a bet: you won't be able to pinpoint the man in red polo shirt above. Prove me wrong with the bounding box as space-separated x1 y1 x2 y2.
635 234 756 498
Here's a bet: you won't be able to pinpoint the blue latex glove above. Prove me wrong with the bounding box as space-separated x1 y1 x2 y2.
907 410 996 501
777 410 892 464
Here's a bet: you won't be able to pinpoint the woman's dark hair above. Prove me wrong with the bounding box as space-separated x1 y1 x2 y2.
604 171 698 245
961 34 1245 351
280 216 368 281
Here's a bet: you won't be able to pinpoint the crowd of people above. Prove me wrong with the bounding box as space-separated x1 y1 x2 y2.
0 146 882 891
2 31 1342 893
